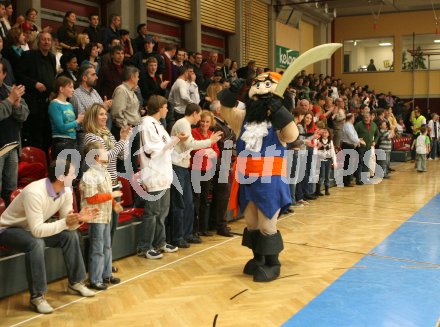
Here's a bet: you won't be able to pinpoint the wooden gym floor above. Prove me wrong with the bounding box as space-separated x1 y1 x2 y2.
1 159 439 326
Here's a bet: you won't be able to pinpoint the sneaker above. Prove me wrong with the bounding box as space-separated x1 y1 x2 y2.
145 249 163 259
68 282 96 297
30 295 54 314
428 157 433 160
290 203 304 208
298 200 310 205
159 243 178 253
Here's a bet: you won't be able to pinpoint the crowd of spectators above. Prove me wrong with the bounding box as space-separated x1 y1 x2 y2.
0 2 439 314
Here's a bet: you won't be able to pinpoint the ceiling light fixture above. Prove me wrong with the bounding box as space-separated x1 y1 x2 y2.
379 42 392 46
434 39 440 43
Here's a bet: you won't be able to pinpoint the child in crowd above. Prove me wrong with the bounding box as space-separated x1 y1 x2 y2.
412 126 429 172
316 128 336 196
80 142 123 290
377 120 394 178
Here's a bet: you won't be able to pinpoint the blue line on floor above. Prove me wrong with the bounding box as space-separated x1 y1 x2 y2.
282 193 440 327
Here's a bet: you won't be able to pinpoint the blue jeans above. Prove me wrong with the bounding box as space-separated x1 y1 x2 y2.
0 228 86 296
137 189 170 252
430 138 439 159
0 148 18 204
88 223 112 284
170 165 194 242
319 159 331 187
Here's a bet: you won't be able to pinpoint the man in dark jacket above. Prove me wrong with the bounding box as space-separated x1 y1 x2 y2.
16 31 56 150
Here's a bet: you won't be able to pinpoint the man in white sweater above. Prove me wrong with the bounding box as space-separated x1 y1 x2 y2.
168 65 200 124
0 160 99 314
169 103 221 248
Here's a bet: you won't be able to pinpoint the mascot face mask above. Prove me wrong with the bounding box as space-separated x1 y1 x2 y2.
248 72 282 99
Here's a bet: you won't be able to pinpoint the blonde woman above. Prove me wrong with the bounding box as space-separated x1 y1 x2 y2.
75 32 90 64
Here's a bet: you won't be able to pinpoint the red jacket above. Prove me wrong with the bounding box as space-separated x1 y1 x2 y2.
190 128 220 171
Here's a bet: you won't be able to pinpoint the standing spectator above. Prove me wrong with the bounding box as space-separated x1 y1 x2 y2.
3 27 26 73
201 51 218 80
102 14 121 52
0 3 7 40
75 33 90 64
376 120 393 178
97 45 124 102
111 66 141 173
410 107 426 161
236 60 256 80
354 112 379 184
168 65 199 122
139 56 168 104
137 95 186 259
162 44 176 88
209 100 235 236
169 103 222 248
367 59 377 71
130 36 165 78
332 97 346 148
81 42 100 73
428 113 440 160
193 52 205 90
57 52 78 82
412 125 429 172
316 128 336 196
48 76 84 159
190 110 220 238
71 64 112 153
120 29 133 62
16 31 56 150
171 48 185 86
0 61 29 205
80 142 122 290
99 37 121 69
83 13 103 50
1 1 12 31
341 113 364 187
0 159 98 314
133 23 148 53
0 36 15 85
57 11 78 54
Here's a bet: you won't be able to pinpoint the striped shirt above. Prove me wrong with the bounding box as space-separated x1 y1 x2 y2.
83 132 127 183
70 86 103 131
80 164 113 224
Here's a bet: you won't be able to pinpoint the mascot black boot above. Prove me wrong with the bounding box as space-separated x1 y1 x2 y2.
253 231 284 282
242 228 265 275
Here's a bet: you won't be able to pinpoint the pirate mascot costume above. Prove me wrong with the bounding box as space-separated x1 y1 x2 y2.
219 44 342 282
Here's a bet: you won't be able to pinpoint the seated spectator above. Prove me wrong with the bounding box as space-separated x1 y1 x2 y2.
0 159 98 314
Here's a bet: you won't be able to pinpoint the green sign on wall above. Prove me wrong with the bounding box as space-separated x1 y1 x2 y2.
276 45 299 70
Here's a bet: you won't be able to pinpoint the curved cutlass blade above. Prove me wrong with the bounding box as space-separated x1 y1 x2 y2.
274 43 342 98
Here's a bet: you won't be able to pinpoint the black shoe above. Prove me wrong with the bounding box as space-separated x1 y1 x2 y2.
325 186 330 195
200 231 214 236
217 228 233 237
388 167 395 172
356 181 364 185
111 266 118 273
103 276 120 284
186 234 202 244
173 239 190 248
90 282 108 290
304 194 317 200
